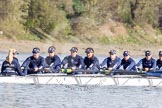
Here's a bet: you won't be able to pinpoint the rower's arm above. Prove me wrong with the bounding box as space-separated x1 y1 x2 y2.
100 58 107 68
21 57 31 69
136 59 142 67
61 57 68 68
126 61 135 71
112 58 121 69
150 59 156 71
78 57 84 69
50 56 61 71
1 61 5 73
92 58 100 70
15 60 25 76
38 57 45 71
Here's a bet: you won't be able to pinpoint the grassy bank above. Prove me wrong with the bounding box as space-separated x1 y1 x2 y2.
0 0 162 57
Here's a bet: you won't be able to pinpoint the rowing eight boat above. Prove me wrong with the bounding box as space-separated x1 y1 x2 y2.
1 73 162 87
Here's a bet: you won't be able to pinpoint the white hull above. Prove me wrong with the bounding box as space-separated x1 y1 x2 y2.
1 73 162 87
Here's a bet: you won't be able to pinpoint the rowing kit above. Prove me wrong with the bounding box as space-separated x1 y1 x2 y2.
1 70 162 87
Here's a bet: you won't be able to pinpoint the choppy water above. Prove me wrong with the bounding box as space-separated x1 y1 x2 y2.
0 53 161 108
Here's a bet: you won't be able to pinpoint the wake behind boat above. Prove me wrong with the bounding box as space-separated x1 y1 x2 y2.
1 70 162 87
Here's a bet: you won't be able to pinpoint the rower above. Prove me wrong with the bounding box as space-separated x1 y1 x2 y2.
44 46 61 73
21 47 45 74
100 49 121 71
156 51 162 70
1 49 24 76
84 47 100 73
62 47 84 71
136 50 156 72
119 51 136 72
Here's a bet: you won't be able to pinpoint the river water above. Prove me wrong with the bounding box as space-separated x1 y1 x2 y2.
0 53 162 108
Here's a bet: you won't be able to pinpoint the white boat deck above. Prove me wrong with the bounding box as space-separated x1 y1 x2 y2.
0 73 162 87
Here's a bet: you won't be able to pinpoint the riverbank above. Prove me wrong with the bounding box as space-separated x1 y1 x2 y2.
0 38 161 58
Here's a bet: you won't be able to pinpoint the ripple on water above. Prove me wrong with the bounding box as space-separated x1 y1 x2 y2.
0 84 162 108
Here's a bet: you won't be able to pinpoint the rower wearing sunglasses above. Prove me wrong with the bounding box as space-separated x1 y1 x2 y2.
119 51 136 72
84 47 100 73
100 49 121 71
44 46 61 73
136 50 156 72
21 47 45 74
61 47 84 71
156 51 162 70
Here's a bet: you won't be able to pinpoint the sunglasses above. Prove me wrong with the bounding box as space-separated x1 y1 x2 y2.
146 55 151 56
48 51 54 53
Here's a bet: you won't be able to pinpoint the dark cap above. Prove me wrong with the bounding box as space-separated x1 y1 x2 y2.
48 46 55 53
109 49 116 55
123 51 130 56
70 47 78 52
145 50 151 56
32 47 40 54
159 51 162 56
85 47 94 53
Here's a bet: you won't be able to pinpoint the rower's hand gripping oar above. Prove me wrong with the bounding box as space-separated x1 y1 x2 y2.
61 69 73 74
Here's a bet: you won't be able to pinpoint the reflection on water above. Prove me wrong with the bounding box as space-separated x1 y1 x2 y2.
0 84 162 108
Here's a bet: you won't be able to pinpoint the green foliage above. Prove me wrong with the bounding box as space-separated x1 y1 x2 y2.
99 37 111 44
73 0 84 14
0 0 162 45
24 0 71 39
133 0 160 27
117 0 134 25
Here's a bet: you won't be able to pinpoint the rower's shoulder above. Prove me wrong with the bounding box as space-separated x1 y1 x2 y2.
64 55 70 58
93 56 99 60
116 56 121 60
54 55 61 60
76 54 83 59
129 57 135 61
150 57 156 62
25 56 33 60
39 56 45 59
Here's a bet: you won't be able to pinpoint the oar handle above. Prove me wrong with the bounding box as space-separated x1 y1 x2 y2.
61 68 147 76
61 68 111 74
61 69 72 74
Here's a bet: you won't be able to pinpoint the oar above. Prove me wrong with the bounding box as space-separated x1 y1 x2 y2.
61 68 133 75
109 69 146 76
145 70 162 77
44 68 60 73
61 69 100 74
